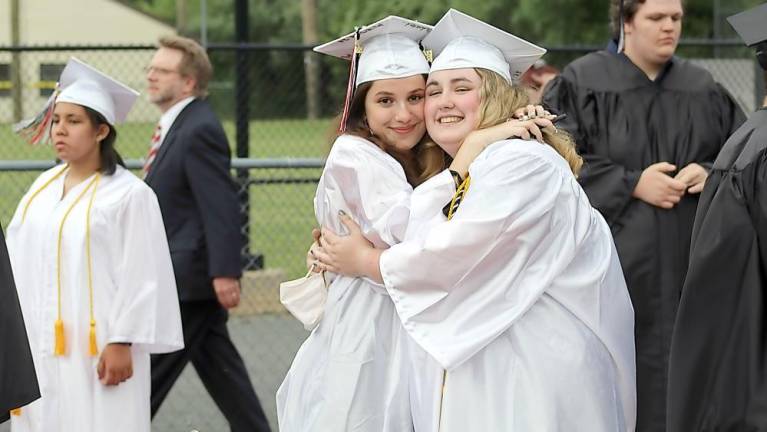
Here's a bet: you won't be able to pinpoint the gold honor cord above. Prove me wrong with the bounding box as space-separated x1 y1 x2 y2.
21 165 68 223
19 166 102 357
7 164 66 417
54 173 101 356
437 175 471 430
447 176 471 220
84 174 101 356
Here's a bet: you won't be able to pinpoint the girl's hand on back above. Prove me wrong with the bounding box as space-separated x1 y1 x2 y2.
315 212 383 283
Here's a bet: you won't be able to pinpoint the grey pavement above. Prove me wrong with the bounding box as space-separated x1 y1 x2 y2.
1 313 309 432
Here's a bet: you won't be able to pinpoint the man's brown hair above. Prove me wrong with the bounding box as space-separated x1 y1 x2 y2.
609 0 685 41
158 35 213 98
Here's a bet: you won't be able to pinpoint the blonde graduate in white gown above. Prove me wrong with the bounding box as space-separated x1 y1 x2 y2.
315 9 637 432
276 15 558 432
6 58 183 432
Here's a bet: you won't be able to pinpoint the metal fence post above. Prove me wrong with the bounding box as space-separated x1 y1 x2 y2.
234 0 259 270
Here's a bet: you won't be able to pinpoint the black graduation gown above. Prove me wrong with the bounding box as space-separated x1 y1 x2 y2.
543 50 745 432
667 108 767 432
0 226 39 423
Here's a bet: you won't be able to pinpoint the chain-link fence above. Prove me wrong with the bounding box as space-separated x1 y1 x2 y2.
0 42 764 431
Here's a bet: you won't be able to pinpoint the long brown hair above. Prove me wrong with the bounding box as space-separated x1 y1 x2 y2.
475 68 583 176
331 79 446 186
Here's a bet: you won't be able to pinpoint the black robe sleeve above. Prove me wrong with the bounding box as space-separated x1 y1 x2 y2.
0 226 39 422
667 109 767 431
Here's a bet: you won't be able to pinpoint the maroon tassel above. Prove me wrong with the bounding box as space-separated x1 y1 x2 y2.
338 28 362 133
13 86 58 145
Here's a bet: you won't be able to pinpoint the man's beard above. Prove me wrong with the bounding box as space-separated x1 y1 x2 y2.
150 89 175 106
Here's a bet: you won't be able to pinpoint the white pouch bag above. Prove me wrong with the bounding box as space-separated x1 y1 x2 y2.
280 270 328 331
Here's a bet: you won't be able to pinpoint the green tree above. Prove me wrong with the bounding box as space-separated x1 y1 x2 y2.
121 0 766 118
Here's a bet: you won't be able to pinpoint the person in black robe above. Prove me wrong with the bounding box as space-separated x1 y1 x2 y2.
0 225 39 423
542 0 745 430
667 4 767 431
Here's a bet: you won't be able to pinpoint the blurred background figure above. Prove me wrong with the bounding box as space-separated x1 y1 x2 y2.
667 4 767 431
520 59 559 104
543 0 745 430
144 36 271 432
0 224 39 424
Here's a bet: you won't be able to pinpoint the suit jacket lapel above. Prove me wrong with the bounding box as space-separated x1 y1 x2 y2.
145 100 197 183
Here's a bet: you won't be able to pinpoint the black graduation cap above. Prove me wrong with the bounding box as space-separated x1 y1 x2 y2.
727 3 767 70
727 3 767 47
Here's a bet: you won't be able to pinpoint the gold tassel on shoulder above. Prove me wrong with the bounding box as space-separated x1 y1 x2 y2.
89 319 98 356
11 408 21 416
54 319 65 356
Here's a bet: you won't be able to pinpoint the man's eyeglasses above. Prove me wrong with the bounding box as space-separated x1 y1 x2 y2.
144 66 181 75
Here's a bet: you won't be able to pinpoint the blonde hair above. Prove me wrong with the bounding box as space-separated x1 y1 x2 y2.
158 35 213 98
475 68 583 176
331 80 446 187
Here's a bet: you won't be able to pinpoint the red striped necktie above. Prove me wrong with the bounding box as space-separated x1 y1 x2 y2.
142 124 162 175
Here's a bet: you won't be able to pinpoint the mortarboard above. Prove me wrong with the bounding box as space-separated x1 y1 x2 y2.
314 16 432 132
14 57 139 145
56 57 139 125
727 3 767 47
423 9 545 83
314 16 432 86
728 3 767 70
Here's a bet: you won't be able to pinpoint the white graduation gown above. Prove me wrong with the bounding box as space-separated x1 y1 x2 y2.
381 140 637 432
6 165 183 432
277 135 452 431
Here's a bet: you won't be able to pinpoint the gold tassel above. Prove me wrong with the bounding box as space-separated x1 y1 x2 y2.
89 319 98 356
54 319 65 356
10 408 21 416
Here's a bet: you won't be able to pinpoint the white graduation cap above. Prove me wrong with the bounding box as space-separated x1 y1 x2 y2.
314 15 432 86
56 57 140 125
314 16 432 132
14 57 139 145
423 9 546 83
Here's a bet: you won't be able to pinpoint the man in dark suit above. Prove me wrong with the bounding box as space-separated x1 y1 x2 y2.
1 225 39 423
144 35 270 432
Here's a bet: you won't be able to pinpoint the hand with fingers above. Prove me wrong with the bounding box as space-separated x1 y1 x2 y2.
632 162 688 209
314 211 383 282
306 239 322 274
97 343 133 386
450 105 558 178
213 277 241 309
674 162 708 194
513 104 553 121
509 104 561 141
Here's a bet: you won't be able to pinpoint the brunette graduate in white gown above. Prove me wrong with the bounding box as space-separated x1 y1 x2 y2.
6 58 183 432
276 18 437 432
316 10 637 432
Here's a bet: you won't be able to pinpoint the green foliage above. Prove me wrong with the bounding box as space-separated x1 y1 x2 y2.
121 0 766 117
123 0 767 45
